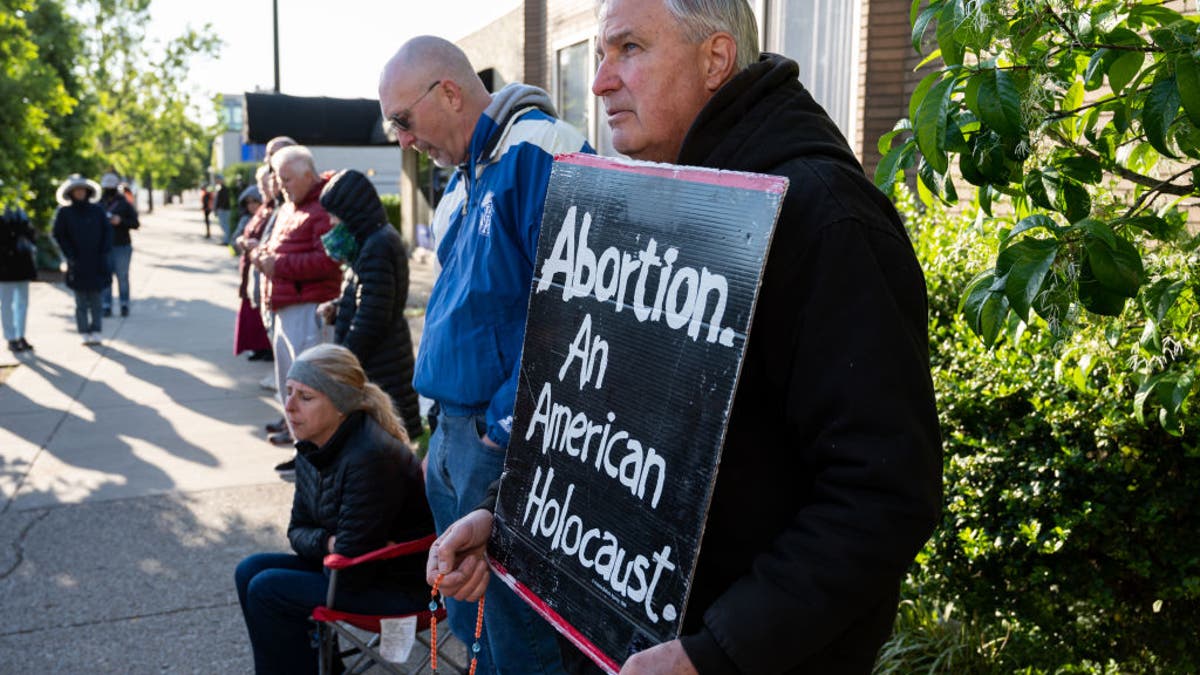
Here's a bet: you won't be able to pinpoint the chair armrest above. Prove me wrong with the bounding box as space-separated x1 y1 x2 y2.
323 534 437 570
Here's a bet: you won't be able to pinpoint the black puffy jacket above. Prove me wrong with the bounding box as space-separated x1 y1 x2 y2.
288 411 434 592
319 171 424 440
0 209 37 282
53 200 112 291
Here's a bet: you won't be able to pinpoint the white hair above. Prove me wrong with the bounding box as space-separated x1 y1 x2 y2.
598 0 760 73
270 145 316 176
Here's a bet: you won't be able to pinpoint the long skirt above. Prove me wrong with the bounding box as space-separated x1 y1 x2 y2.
234 297 272 355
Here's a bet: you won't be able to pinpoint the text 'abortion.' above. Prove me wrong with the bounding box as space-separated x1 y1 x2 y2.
515 203 743 626
536 206 737 347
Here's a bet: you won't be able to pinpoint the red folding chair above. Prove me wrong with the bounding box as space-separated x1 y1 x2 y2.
313 534 447 675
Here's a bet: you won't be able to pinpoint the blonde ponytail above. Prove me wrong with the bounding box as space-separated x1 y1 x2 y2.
361 381 407 442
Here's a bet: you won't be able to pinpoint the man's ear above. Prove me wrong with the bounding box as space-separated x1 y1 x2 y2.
441 80 464 112
703 32 738 92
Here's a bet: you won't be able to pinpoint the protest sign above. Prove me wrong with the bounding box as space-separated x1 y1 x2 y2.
490 153 786 673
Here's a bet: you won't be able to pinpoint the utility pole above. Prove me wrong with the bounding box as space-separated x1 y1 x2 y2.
273 0 280 93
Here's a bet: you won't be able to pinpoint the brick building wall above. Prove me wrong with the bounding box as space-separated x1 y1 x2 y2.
859 0 930 180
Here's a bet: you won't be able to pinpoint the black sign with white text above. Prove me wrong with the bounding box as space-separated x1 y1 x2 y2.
489 153 786 673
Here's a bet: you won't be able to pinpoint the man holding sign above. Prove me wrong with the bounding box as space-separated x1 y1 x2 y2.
379 37 591 674
431 1 942 673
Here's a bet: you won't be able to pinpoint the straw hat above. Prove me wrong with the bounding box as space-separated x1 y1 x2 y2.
55 174 100 206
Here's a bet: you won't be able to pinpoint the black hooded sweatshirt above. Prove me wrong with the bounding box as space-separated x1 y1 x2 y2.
319 170 424 441
659 54 943 674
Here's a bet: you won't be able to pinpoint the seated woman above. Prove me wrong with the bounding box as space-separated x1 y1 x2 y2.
235 343 434 675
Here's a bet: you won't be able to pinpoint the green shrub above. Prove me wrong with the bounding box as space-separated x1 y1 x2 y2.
219 161 259 204
887 187 1200 672
380 193 401 233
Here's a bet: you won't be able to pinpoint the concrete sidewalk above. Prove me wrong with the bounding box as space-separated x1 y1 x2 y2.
0 199 460 673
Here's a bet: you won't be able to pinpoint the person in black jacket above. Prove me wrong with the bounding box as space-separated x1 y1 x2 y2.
316 169 424 442
213 174 232 245
234 343 434 675
53 174 112 346
1 206 38 352
98 173 139 317
428 2 943 674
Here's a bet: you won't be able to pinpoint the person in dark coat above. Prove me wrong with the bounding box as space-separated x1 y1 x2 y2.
213 174 232 245
234 343 434 675
53 174 112 345
428 2 943 674
201 185 213 238
316 169 424 442
99 172 139 317
0 206 38 353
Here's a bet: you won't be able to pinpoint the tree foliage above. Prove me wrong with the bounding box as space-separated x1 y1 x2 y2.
885 185 1199 672
878 0 1200 432
0 0 219 224
0 1 78 208
82 0 220 211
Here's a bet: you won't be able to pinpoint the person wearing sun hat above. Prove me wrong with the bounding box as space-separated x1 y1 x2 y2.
52 173 112 345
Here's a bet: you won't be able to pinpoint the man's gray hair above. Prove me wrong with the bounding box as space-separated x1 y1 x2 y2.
600 0 760 73
270 145 316 175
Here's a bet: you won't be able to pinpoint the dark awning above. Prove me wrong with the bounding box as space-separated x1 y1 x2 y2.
243 93 392 146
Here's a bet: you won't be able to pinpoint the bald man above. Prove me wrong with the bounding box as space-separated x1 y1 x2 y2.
379 37 591 674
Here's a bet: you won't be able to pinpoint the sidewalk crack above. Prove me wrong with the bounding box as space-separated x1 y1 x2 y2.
0 600 239 638
0 509 50 580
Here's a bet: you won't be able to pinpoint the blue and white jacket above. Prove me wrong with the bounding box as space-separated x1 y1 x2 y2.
414 83 592 447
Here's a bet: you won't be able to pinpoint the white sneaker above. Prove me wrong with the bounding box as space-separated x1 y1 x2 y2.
82 333 92 345
259 374 277 391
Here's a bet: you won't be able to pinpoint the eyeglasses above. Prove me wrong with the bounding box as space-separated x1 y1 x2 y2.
387 80 441 133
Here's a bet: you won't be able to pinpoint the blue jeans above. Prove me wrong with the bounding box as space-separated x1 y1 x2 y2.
425 408 568 675
235 552 425 675
103 244 132 310
73 289 102 334
0 281 29 341
216 209 231 244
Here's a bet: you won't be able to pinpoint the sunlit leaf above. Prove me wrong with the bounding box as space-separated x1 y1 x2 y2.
1175 51 1200 126
1005 214 1062 243
1141 277 1185 324
977 68 1023 137
996 237 1059 322
1107 50 1145 94
1143 74 1182 159
1083 227 1144 297
937 0 965 66
960 269 1010 346
917 76 955 174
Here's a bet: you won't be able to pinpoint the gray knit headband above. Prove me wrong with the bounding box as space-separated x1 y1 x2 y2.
286 359 362 414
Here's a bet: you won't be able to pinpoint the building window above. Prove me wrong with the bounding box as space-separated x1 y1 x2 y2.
223 102 244 132
556 40 591 138
767 0 861 144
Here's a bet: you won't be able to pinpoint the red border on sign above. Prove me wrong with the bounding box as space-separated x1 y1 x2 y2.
489 556 621 675
556 152 789 194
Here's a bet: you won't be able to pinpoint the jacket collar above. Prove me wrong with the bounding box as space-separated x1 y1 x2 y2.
677 53 860 174
294 174 331 208
463 83 556 172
